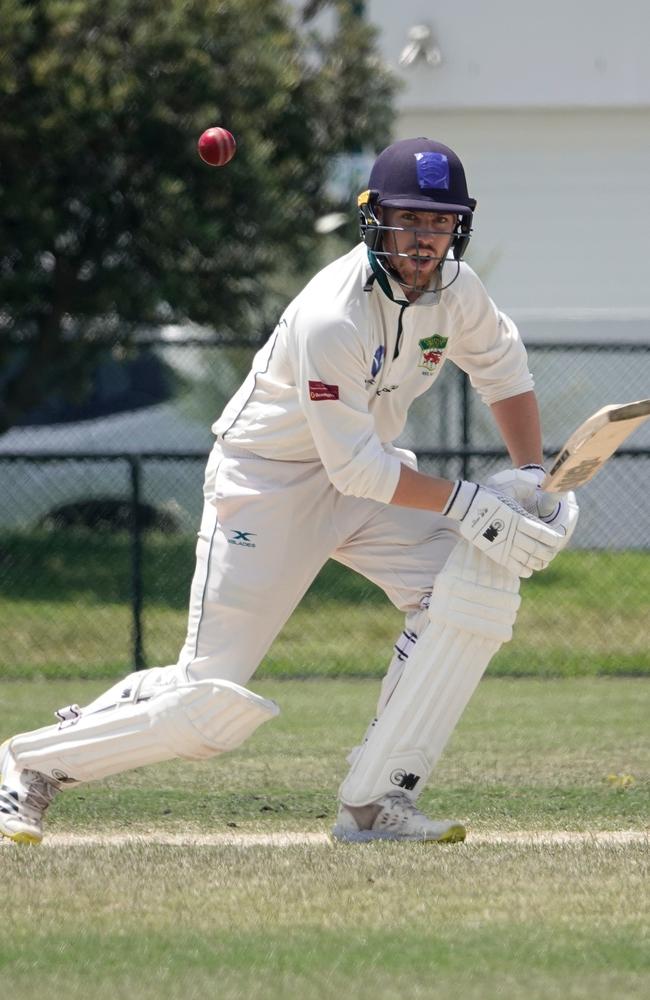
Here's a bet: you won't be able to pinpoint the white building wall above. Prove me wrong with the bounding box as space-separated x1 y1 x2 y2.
392 108 650 316
370 0 650 109
364 0 650 316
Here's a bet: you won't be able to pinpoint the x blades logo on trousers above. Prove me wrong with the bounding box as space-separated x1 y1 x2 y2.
228 530 257 548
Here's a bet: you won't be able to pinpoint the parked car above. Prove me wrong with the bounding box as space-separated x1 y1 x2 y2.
0 331 246 533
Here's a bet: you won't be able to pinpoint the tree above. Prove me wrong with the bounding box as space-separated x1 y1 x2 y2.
303 0 396 156
302 1 366 20
0 0 396 431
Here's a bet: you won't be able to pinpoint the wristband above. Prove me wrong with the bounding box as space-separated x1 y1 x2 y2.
442 480 480 521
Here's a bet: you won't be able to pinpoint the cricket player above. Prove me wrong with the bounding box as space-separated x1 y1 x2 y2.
1 138 578 845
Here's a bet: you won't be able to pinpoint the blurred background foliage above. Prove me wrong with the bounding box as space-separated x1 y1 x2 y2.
0 0 396 432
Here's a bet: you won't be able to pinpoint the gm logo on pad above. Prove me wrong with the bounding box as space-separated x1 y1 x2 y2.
390 769 420 791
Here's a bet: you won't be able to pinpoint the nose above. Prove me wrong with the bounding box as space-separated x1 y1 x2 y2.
414 233 437 257
415 227 437 247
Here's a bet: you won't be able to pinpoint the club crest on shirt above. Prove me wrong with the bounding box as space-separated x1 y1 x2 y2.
418 334 448 373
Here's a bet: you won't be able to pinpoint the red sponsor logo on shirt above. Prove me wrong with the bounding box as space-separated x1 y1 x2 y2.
309 379 339 401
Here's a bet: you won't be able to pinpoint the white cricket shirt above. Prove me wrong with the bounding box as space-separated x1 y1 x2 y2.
213 243 533 504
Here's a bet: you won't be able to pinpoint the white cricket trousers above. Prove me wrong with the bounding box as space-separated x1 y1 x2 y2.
175 442 460 687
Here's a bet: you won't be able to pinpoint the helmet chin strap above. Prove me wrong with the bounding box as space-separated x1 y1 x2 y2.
371 247 462 297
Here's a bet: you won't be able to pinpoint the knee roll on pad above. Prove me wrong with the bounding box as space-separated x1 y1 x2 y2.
434 571 520 641
11 679 280 785
339 541 521 807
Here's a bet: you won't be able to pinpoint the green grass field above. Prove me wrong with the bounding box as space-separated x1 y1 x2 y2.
1 532 648 993
1 677 649 998
1 529 649 678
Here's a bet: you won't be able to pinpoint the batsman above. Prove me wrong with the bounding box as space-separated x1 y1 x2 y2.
1 138 579 845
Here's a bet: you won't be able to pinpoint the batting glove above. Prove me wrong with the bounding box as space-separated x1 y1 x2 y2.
443 480 566 578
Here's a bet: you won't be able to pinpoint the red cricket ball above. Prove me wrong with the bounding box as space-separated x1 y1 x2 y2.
197 127 237 167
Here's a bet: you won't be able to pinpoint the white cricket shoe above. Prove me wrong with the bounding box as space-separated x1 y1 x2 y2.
332 790 466 843
0 740 61 845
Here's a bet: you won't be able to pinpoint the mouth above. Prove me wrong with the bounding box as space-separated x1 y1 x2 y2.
403 254 438 271
405 247 438 260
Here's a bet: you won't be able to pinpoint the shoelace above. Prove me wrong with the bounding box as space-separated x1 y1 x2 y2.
21 771 59 821
384 792 422 814
377 792 426 829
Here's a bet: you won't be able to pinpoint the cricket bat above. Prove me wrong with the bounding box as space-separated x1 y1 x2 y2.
542 399 650 493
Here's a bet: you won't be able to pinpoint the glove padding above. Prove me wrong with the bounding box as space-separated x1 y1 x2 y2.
444 480 566 578
486 466 580 547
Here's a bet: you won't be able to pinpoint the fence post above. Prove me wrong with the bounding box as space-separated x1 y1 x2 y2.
128 457 146 670
461 371 471 480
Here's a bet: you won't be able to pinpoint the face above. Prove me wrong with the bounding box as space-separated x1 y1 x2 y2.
378 207 458 296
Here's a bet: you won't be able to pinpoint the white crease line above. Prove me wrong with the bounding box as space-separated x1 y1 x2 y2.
2 830 648 848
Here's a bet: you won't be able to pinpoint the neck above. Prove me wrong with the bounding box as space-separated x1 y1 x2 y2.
402 285 427 304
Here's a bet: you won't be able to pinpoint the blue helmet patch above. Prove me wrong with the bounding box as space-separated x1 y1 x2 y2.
415 151 450 192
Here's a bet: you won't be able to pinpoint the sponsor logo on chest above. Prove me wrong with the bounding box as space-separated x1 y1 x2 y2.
418 334 448 374
365 345 385 387
308 379 339 401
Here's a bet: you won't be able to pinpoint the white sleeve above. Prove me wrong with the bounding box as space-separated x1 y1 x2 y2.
289 311 401 503
447 269 534 406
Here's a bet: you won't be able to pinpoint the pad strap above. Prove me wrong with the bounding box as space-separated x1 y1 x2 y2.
12 679 279 785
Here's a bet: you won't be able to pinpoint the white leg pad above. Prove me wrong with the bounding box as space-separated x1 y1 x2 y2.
339 541 521 807
10 679 279 785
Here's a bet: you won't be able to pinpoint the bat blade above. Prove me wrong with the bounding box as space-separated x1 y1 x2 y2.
542 399 650 493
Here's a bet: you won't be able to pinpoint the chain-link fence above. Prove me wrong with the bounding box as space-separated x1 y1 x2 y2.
0 338 648 680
